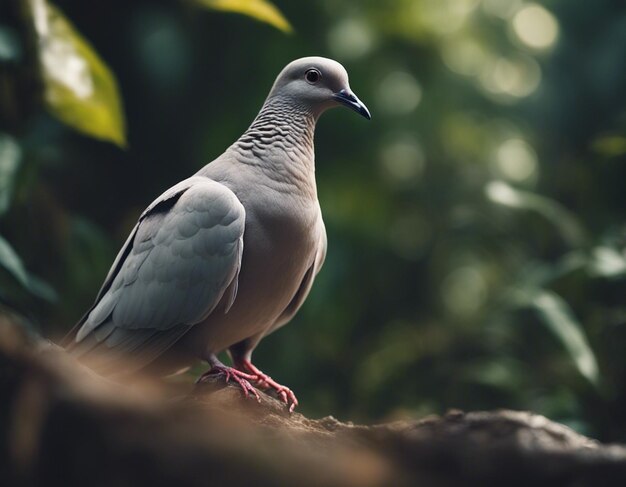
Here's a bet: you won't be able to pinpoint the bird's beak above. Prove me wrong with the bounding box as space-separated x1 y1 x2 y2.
332 89 371 120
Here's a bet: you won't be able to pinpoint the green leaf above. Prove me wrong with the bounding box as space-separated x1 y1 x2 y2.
27 0 126 147
24 273 58 302
0 133 22 215
592 134 626 157
191 0 293 33
0 234 29 287
0 234 57 302
532 291 599 385
485 180 587 247
588 246 626 278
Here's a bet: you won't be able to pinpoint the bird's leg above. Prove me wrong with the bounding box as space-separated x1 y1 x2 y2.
196 354 260 402
233 358 299 413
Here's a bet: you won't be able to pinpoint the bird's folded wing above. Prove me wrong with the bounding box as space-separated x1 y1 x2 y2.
65 176 245 373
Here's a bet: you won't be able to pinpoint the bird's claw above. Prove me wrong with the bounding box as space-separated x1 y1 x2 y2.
197 365 261 402
235 359 299 412
255 373 298 412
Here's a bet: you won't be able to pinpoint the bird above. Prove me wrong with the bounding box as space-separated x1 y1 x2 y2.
64 56 370 412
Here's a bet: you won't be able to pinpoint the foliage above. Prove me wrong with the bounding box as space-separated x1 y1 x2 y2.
190 0 292 33
27 0 126 147
1 0 626 442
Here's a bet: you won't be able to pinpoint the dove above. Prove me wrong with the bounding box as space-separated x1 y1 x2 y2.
64 57 370 411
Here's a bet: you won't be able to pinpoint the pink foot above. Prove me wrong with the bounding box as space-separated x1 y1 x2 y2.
197 364 261 402
235 359 299 413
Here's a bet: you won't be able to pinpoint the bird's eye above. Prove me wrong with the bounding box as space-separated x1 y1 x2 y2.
305 69 321 84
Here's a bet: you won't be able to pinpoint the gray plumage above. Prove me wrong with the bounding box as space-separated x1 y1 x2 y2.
65 57 370 399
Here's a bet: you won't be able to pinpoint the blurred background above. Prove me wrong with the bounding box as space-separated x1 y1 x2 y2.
1 0 626 440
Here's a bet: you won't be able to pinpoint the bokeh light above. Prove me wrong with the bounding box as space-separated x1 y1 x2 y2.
481 0 523 19
441 38 491 77
479 55 542 99
421 0 481 35
327 18 374 60
441 265 488 317
485 180 524 206
379 134 425 186
376 71 422 115
492 137 538 182
511 3 559 51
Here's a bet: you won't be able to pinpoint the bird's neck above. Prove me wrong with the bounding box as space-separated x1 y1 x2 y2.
228 96 318 194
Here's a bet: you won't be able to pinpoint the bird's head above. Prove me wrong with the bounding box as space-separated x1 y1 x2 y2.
267 56 371 120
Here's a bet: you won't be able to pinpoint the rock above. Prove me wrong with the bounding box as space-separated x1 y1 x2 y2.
1 320 625 486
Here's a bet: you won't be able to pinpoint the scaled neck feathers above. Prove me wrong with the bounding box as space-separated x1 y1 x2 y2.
229 96 317 183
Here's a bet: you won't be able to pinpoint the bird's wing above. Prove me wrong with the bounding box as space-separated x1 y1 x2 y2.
65 176 245 373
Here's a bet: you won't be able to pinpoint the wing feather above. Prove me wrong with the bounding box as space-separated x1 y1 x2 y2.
67 176 245 374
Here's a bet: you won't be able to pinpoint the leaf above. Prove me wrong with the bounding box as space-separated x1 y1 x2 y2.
191 0 293 33
25 273 58 302
485 181 587 247
27 0 126 147
532 291 599 385
0 234 29 287
506 252 587 302
0 133 22 215
0 234 57 302
592 134 626 157
0 26 22 63
588 246 626 278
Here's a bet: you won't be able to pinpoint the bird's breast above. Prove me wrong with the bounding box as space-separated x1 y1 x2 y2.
186 189 322 354
240 194 321 296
